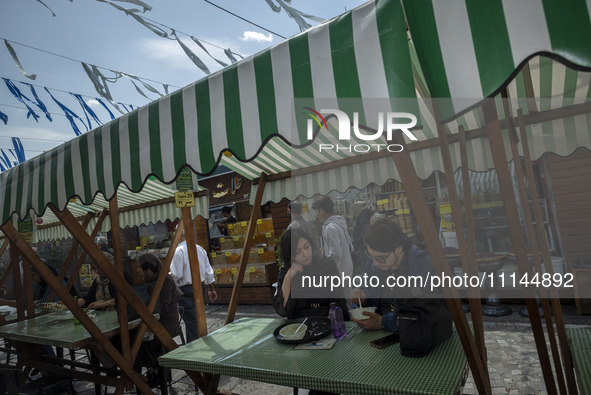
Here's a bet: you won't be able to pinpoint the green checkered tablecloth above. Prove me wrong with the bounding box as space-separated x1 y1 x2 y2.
567 328 591 394
159 318 468 395
0 311 133 349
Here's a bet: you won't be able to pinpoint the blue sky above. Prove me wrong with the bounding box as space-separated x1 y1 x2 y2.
0 0 367 163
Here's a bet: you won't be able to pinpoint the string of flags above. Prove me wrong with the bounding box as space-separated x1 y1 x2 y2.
263 0 324 32
0 0 324 168
0 137 25 172
1 77 135 136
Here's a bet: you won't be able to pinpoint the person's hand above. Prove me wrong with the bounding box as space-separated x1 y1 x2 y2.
290 263 304 276
349 288 367 305
352 311 382 330
88 300 113 310
208 290 218 303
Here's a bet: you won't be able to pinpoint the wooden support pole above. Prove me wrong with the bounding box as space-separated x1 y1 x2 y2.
437 113 488 371
502 94 567 394
181 205 208 339
116 219 207 393
517 109 578 394
225 172 268 325
481 100 557 394
47 212 93 302
21 256 35 318
458 125 488 366
0 259 14 290
387 135 491 394
62 209 109 295
109 194 133 394
10 243 25 321
49 205 177 350
0 221 155 394
0 239 9 258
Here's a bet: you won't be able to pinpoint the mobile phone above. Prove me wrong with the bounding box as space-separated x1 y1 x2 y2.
370 333 400 349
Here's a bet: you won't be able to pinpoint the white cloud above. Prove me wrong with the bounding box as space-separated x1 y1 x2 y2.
240 31 273 43
87 99 101 109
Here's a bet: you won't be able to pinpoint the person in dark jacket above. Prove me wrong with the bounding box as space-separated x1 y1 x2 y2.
135 253 180 336
352 208 373 275
350 219 445 331
273 228 348 319
132 253 181 385
77 252 118 310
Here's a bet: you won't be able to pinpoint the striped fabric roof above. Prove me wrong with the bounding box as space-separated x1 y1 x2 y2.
0 0 414 227
1 0 591 227
403 0 591 121
34 179 208 241
223 55 591 204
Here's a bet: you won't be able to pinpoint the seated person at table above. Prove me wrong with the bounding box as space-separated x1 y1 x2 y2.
131 253 181 386
0 259 76 307
273 228 348 319
350 219 452 356
77 252 120 310
0 257 77 365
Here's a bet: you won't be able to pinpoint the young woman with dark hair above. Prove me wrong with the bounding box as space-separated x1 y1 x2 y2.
272 228 348 320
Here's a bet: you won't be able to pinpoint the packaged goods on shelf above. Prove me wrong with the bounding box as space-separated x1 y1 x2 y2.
247 251 260 264
247 265 268 284
258 249 276 263
252 233 267 244
257 218 274 233
226 252 242 264
219 237 234 250
233 236 245 249
212 262 278 286
227 222 243 236
215 266 235 284
210 252 227 266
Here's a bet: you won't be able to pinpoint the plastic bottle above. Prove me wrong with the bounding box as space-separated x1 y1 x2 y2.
73 296 81 324
329 302 347 340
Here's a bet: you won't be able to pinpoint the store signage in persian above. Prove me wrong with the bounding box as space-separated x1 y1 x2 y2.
199 172 252 206
175 167 197 191
18 217 33 243
174 191 195 208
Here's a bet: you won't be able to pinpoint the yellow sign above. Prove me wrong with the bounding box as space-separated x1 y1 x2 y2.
233 237 240 241
174 191 195 208
215 268 222 274
258 248 264 254
397 209 410 215
231 268 238 274
241 221 247 227
265 232 272 237
220 238 225 243
212 252 217 257
249 266 256 272
439 203 453 229
228 224 233 229
225 251 231 256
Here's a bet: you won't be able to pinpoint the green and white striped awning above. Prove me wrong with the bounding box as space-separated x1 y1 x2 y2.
223 55 591 205
0 0 414 227
1 0 591 228
32 178 208 242
403 0 591 121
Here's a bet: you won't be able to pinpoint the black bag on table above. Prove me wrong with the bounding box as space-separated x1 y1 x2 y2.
395 297 452 357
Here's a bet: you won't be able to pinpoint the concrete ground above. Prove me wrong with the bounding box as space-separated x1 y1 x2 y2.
2 302 590 394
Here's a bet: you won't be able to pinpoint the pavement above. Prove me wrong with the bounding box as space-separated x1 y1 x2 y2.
2 301 590 394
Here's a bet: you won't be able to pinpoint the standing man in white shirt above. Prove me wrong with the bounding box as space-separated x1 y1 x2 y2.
170 230 217 343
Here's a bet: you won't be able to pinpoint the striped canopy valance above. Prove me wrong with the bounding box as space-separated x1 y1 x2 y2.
31 178 208 242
